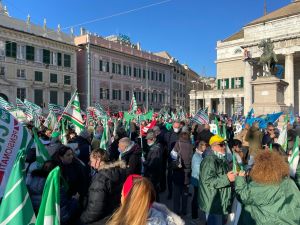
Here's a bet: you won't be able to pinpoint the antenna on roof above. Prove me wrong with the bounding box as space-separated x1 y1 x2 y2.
264 0 267 16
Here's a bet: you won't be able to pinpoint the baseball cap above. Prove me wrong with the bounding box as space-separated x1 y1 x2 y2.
209 135 225 146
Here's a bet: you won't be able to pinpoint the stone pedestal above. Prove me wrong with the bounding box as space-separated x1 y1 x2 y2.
251 76 288 115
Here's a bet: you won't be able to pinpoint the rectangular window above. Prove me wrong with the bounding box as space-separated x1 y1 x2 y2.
100 88 103 99
217 79 221 90
64 92 71 106
151 71 154 80
112 63 116 73
99 60 103 71
129 66 132 76
155 72 158 81
143 92 146 101
50 90 58 104
138 68 141 78
50 52 57 65
34 71 43 82
143 70 146 79
163 74 165 82
43 49 50 64
240 77 244 88
17 88 26 101
126 91 130 101
225 78 229 89
118 64 121 75
0 66 5 76
34 89 43 107
159 73 162 81
17 44 26 60
64 75 71 85
6 41 17 58
133 67 137 77
231 78 235 89
64 54 71 67
50 73 57 83
17 69 26 79
57 53 62 66
106 89 110 99
106 62 110 72
26 46 35 61
123 65 127 75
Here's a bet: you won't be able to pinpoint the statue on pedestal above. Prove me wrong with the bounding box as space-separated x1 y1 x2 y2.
258 38 278 76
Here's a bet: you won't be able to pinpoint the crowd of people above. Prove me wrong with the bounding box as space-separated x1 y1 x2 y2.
23 114 300 225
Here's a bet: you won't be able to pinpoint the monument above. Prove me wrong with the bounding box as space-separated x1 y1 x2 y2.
251 39 288 115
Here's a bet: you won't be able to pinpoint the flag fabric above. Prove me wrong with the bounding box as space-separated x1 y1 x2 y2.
129 93 137 114
288 136 299 178
60 118 68 145
43 111 58 130
36 166 60 225
277 114 288 151
0 149 36 225
214 117 220 136
0 108 33 197
62 91 84 135
191 109 209 125
32 128 51 168
141 120 157 136
48 103 65 116
100 119 110 150
0 97 15 111
16 98 34 121
24 99 42 115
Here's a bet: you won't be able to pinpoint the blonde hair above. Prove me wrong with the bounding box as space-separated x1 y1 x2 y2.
107 177 155 225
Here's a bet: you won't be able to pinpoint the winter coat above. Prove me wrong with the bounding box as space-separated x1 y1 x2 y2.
198 154 232 215
121 143 142 176
80 161 127 225
27 174 46 213
191 151 203 187
108 138 121 162
147 202 185 225
196 128 214 144
144 142 163 185
164 130 179 153
235 176 300 225
294 162 300 190
172 139 193 185
245 127 263 156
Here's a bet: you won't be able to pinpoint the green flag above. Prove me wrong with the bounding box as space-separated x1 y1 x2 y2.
100 119 110 150
214 117 220 136
0 149 36 225
36 166 60 225
288 136 299 178
32 128 51 168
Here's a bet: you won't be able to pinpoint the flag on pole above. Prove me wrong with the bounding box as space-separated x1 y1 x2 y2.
288 136 299 178
214 117 220 136
191 109 209 125
100 119 110 150
16 98 34 121
62 91 84 135
60 118 68 145
36 166 60 225
43 111 58 130
48 103 65 116
0 97 15 111
128 93 137 114
0 108 33 197
0 149 36 225
277 114 288 152
141 120 157 136
24 99 42 115
32 128 51 168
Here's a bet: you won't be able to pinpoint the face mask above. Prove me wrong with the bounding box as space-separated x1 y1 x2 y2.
174 128 180 133
195 148 203 154
147 142 154 147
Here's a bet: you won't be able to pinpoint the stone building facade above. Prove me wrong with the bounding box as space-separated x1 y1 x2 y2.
0 4 77 111
191 0 300 115
75 34 172 112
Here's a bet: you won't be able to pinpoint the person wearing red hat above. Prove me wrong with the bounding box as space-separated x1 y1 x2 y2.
107 175 184 225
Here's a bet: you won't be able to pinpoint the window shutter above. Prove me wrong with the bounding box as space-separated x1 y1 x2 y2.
231 78 235 89
225 79 229 89
240 77 244 88
217 79 221 90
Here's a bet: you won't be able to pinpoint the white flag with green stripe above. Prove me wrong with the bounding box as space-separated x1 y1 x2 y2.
32 128 51 168
62 91 84 135
288 136 299 178
0 108 33 197
100 119 110 150
277 114 288 151
0 149 36 225
36 166 60 225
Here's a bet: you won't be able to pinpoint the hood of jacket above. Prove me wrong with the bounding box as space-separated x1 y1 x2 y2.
147 202 185 225
98 160 127 183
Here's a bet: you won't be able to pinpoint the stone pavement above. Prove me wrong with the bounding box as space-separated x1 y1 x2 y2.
159 186 206 225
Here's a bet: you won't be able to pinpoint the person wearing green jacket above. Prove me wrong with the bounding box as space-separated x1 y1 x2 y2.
235 151 300 225
198 135 235 225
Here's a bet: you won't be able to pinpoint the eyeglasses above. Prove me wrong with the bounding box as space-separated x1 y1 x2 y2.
215 142 225 147
268 129 275 131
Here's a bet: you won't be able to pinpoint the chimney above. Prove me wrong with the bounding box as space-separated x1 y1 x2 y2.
80 27 86 35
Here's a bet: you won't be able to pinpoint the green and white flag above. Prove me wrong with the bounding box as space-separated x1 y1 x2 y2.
129 93 137 114
0 149 36 225
0 108 33 197
277 114 288 152
60 118 68 145
36 166 60 225
44 111 58 130
100 119 110 150
62 91 84 135
32 128 51 168
24 99 42 115
288 136 299 178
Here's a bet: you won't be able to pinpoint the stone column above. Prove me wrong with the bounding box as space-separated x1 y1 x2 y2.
285 53 294 107
205 98 211 113
244 61 253 114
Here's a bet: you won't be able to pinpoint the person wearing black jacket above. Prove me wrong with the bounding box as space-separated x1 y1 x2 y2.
144 131 163 201
118 137 142 176
80 148 127 225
